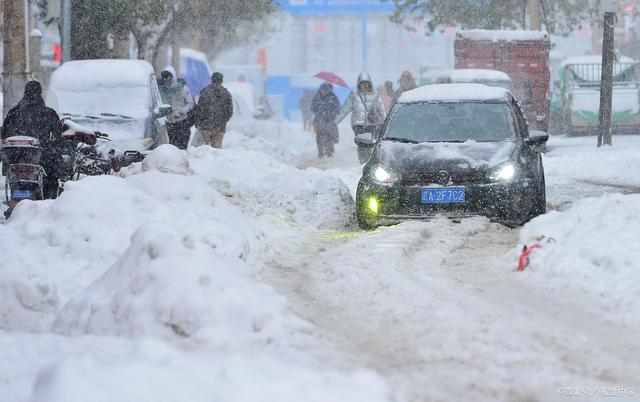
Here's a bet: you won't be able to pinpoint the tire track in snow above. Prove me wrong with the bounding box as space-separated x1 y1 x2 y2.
262 218 640 402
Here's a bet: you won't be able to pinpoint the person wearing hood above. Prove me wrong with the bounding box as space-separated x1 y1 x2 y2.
336 72 386 138
393 70 417 102
158 66 195 149
2 81 62 198
193 72 233 149
311 83 340 158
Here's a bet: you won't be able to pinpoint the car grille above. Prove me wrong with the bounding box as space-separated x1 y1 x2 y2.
400 172 488 186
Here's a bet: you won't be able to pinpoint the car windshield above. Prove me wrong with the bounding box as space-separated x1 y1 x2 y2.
384 102 514 143
51 86 151 120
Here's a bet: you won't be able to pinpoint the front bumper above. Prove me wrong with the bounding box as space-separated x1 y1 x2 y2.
358 180 530 225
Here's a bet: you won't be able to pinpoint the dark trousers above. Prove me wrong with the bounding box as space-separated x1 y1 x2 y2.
316 130 335 157
167 119 192 150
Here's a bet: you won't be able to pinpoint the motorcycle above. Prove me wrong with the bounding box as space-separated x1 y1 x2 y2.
1 119 145 218
58 119 145 185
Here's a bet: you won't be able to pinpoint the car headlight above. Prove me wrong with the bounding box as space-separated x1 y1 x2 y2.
489 162 517 182
370 164 399 185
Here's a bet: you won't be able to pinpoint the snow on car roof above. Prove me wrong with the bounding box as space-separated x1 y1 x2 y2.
560 55 637 67
457 29 548 42
439 69 512 83
49 60 155 91
398 83 510 103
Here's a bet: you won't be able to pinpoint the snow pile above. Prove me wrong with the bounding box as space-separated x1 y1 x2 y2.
141 144 191 174
518 193 640 324
544 136 640 208
51 221 298 344
188 145 355 229
29 338 390 402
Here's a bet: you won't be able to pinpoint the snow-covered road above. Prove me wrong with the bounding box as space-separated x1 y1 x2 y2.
1 121 639 402
261 127 640 402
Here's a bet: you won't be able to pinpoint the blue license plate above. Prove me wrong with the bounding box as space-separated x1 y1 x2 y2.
421 187 465 204
12 189 32 199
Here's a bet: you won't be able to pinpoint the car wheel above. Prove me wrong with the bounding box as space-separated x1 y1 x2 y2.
530 174 546 218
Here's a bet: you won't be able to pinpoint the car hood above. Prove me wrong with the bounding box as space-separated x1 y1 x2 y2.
375 140 517 173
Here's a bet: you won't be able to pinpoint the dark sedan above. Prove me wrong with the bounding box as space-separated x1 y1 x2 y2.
355 84 547 229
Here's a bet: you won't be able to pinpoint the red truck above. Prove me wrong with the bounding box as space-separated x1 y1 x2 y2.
454 30 551 132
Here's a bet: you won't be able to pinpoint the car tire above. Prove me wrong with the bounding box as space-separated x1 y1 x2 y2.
530 174 546 218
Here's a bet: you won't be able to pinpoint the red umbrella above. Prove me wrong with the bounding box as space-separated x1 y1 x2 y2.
314 71 349 88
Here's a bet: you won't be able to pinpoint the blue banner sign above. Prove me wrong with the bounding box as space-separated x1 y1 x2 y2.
279 0 395 15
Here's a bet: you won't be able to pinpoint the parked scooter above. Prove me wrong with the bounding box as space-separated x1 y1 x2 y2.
1 136 47 218
57 119 145 185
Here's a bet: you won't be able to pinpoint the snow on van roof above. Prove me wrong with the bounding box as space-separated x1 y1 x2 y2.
49 60 155 91
457 29 548 42
398 83 510 103
560 55 637 67
441 69 511 83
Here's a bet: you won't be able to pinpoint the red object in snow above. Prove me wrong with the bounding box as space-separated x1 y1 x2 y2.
314 72 349 88
517 243 542 271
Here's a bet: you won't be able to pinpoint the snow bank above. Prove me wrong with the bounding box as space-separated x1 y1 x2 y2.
29 338 391 402
399 83 510 103
141 144 190 174
518 193 640 324
188 144 355 230
544 136 640 208
51 222 298 344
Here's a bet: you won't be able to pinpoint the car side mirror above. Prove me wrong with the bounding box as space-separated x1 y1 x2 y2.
354 132 375 147
526 130 549 145
154 104 173 118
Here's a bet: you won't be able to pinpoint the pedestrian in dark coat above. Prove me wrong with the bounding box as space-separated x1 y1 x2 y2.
193 72 233 149
2 81 62 198
311 83 340 158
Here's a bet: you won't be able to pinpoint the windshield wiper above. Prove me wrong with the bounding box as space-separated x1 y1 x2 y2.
62 113 100 120
100 113 134 119
384 137 418 144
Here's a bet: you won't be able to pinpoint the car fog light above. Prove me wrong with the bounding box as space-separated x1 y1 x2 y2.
368 197 379 214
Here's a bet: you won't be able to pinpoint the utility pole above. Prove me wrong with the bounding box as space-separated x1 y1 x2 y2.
3 0 30 117
61 0 72 62
528 0 541 30
598 8 616 147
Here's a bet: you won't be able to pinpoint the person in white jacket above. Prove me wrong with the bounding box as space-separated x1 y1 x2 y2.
158 66 195 149
336 72 386 137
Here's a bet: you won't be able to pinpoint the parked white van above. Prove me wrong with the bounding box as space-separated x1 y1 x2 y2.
46 59 170 150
